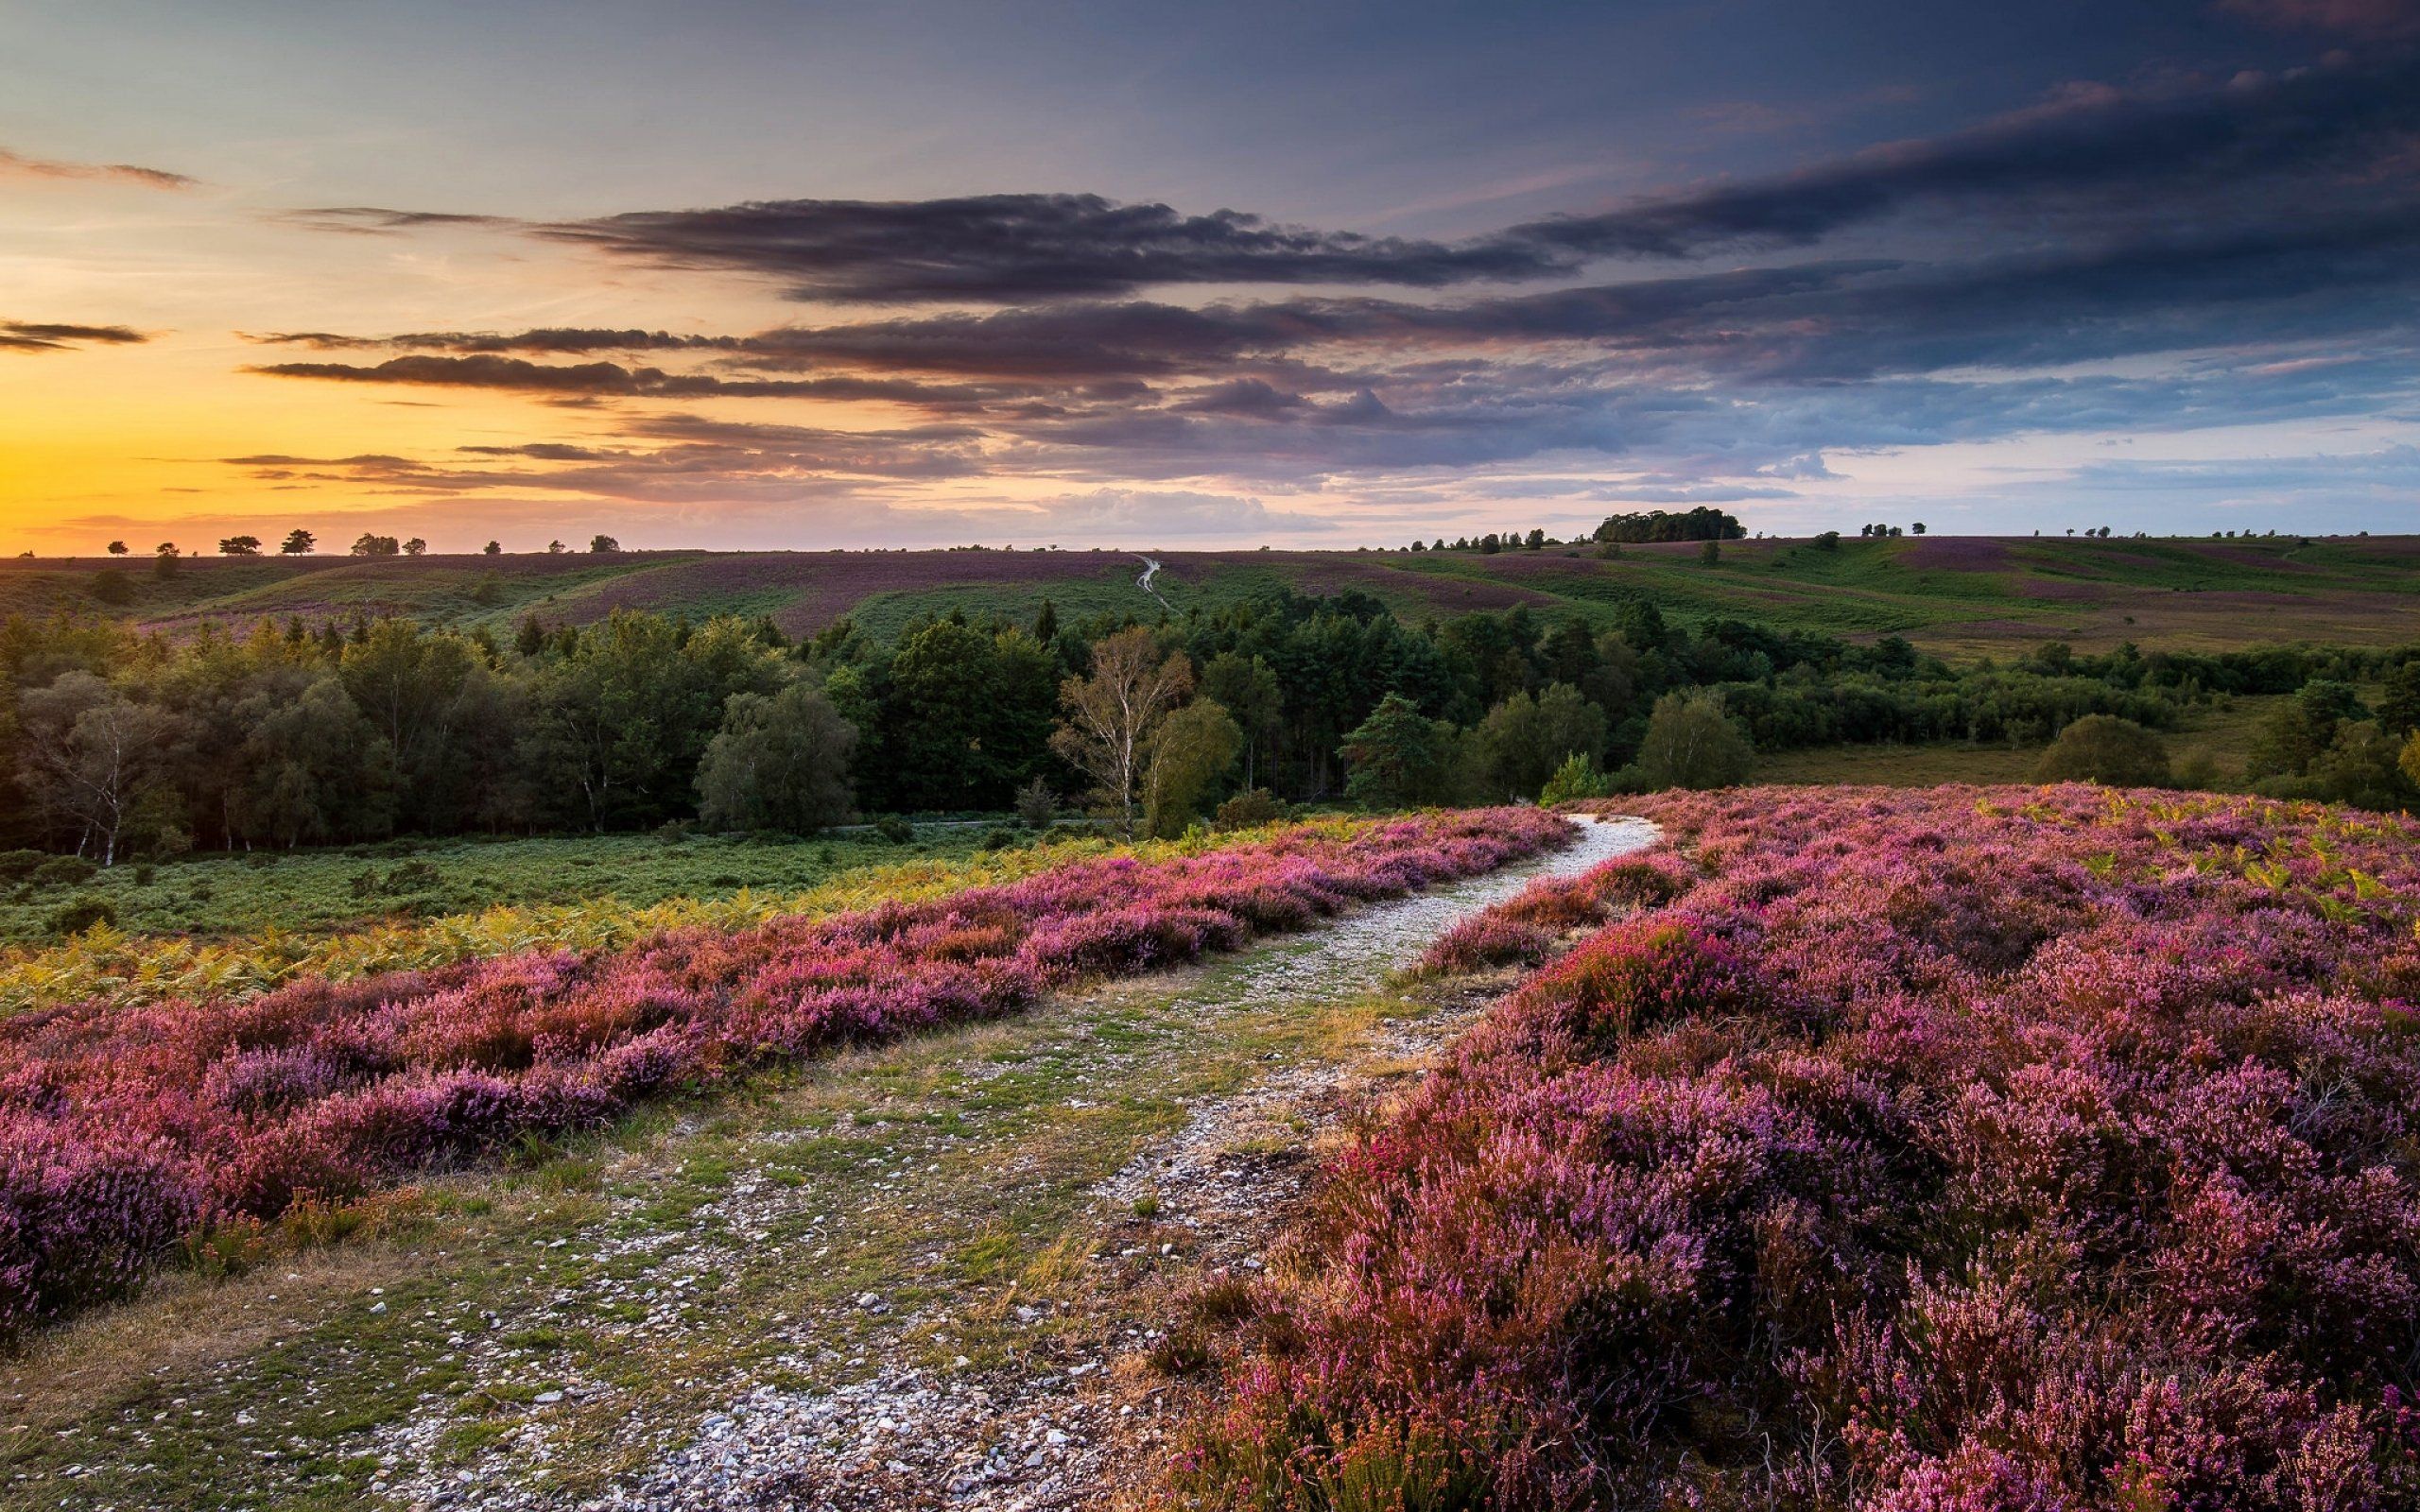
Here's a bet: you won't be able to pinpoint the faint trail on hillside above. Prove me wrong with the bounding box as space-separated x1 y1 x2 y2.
1133 555 1169 612
551 816 1656 1512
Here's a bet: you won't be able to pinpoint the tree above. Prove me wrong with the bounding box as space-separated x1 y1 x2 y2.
695 680 857 833
280 528 315 555
1474 684 1607 799
403 538 427 556
1594 507 1744 543
14 672 191 865
1698 539 1721 565
589 534 620 554
350 533 400 557
1200 651 1282 788
1911 522 1927 535
230 676 397 847
218 536 262 556
2400 730 2420 793
105 541 128 556
2377 662 2420 739
1634 690 1753 790
2248 679 2366 780
152 542 179 579
547 540 566 555
1539 751 1609 805
483 540 502 556
1049 628 1193 836
1141 698 1241 838
2034 714 2170 787
877 619 1057 811
1340 693 1452 809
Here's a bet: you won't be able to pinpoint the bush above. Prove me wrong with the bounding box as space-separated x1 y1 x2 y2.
978 828 1020 852
1212 788 1286 830
1634 690 1754 790
2034 713 2171 786
873 816 914 845
1538 752 1608 806
1013 777 1058 829
47 895 117 937
31 855 97 888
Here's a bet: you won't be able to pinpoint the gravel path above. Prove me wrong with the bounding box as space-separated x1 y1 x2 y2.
379 816 1655 1512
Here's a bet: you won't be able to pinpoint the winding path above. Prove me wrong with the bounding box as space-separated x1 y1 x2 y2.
568 816 1657 1511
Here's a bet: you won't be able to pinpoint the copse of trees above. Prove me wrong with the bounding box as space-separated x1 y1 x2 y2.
1593 507 1744 543
5 583 2416 868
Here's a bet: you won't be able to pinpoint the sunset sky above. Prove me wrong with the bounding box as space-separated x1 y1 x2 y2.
5 0 2418 554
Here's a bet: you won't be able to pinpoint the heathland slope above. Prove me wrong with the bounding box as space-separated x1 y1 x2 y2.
6 534 2413 655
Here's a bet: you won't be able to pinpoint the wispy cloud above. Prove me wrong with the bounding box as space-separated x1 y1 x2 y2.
0 146 194 190
0 319 150 353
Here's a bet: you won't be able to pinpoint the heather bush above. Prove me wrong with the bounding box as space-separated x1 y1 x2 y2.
1185 785 2420 1509
0 808 1568 1338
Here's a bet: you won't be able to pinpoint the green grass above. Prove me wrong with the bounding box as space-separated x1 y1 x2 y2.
0 827 994 947
1749 693 2290 787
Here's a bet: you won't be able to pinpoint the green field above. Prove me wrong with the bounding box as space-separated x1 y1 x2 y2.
9 533 2412 656
0 826 1001 947
1750 692 2288 787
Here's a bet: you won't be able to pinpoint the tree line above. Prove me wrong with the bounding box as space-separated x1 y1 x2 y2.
4 589 2414 865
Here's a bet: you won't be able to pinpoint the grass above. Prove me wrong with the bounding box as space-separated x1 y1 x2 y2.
1749 693 2290 787
0 826 997 947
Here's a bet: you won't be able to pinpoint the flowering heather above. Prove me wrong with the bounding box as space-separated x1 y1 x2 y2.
1186 786 2420 1509
0 809 1569 1336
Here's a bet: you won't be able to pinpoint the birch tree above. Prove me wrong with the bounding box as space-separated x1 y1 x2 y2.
1049 627 1192 837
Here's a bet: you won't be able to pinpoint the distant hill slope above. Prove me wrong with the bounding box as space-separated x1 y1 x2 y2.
5 535 2413 655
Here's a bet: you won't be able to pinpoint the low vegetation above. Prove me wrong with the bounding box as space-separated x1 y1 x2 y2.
1181 785 2420 1507
0 809 1566 1337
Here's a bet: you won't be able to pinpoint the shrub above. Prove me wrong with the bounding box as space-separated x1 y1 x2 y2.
1212 788 1286 830
1537 752 1607 806
46 895 117 938
873 816 915 845
0 808 1572 1337
1186 787 2420 1508
2035 713 2171 786
31 855 97 888
1013 777 1058 829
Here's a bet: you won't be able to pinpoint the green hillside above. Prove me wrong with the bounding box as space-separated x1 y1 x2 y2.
6 533 2412 655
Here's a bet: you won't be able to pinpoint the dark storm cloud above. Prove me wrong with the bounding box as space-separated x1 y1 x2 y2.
282 54 2420 310
536 192 1557 302
0 146 194 189
2220 0 2420 40
1500 52 2420 260
242 352 1043 410
0 319 149 352
248 328 732 353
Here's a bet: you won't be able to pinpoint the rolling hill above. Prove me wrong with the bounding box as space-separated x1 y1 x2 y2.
7 533 2414 655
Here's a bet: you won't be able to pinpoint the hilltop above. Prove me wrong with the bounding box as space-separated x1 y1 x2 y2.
5 533 2414 655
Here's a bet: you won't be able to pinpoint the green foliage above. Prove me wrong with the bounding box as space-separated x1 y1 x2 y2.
1593 507 1744 543
1474 683 1608 799
2035 714 2172 787
873 815 914 844
694 680 857 835
1213 787 1287 830
46 894 115 938
1142 698 1243 838
1341 694 1456 808
1635 690 1754 790
1013 776 1058 829
1538 751 1610 805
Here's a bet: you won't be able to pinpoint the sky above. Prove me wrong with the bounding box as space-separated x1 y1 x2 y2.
3 0 2418 553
